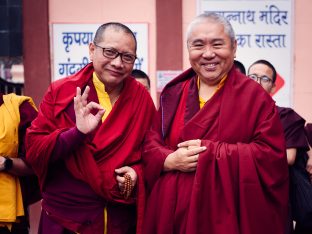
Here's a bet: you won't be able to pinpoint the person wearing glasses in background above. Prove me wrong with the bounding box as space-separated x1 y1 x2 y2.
142 13 288 234
25 22 156 234
248 59 311 234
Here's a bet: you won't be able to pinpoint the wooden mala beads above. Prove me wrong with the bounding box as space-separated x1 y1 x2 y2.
121 173 132 200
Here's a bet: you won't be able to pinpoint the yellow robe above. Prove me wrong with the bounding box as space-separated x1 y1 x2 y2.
0 93 36 229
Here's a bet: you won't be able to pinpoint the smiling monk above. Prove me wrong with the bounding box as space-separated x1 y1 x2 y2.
142 13 289 234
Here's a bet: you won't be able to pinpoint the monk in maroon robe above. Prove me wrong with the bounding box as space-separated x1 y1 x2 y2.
142 13 288 234
248 59 310 166
26 23 155 234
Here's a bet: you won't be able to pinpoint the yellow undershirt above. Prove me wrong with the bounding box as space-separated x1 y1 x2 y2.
92 72 112 122
92 72 110 234
198 75 227 109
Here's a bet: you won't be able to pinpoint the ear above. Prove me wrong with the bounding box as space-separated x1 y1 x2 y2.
233 39 237 58
89 43 95 62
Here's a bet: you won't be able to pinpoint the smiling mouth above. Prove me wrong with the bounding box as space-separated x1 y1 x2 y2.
108 69 123 76
203 63 217 69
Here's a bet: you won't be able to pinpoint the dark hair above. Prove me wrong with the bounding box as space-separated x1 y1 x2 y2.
234 60 246 75
131 69 150 88
248 59 277 83
93 22 137 52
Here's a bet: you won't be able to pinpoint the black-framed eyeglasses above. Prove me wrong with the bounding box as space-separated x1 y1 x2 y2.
248 74 273 85
93 42 137 64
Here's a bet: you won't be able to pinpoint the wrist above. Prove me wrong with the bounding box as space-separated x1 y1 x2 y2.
0 156 13 172
0 156 5 171
163 153 174 172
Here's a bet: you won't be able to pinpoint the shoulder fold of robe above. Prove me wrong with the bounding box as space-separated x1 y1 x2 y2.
277 106 309 150
305 123 312 146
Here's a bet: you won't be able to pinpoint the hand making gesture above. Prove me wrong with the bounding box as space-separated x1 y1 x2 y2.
74 86 105 134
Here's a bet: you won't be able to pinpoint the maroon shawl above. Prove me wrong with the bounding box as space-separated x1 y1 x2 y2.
305 123 312 146
277 106 309 150
26 63 156 233
142 67 289 234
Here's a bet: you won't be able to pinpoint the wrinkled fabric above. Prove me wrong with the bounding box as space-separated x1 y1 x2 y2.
143 67 289 234
305 123 312 146
26 63 156 233
277 106 309 150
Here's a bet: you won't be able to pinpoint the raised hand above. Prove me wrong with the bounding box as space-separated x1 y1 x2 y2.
74 86 105 134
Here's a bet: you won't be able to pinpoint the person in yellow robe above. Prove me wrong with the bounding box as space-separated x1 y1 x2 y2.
0 92 40 234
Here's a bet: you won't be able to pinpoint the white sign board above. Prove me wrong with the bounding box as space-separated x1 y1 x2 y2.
51 23 148 81
197 0 293 107
157 70 183 92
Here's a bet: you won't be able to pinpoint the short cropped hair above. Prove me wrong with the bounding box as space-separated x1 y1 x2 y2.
131 69 150 88
248 59 277 83
234 60 246 75
93 22 137 52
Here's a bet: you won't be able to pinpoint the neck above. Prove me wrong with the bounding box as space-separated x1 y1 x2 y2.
198 76 221 101
105 82 123 105
198 82 217 102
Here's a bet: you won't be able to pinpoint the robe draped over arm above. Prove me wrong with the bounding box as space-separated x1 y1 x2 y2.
142 67 289 234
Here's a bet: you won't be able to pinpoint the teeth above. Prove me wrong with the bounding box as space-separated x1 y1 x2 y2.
204 64 216 68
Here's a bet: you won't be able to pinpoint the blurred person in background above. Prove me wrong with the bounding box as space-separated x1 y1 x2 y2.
131 69 151 92
248 59 311 234
0 92 40 234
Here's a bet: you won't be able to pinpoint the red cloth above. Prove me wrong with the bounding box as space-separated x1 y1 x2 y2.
26 63 156 233
142 67 289 234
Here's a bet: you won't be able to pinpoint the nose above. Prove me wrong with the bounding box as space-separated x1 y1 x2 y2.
110 54 123 67
202 46 215 58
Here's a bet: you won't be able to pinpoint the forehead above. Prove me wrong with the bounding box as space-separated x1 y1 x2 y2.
100 27 136 52
188 20 228 42
249 64 273 76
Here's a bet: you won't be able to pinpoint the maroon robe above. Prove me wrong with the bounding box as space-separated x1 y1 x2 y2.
277 106 309 151
142 67 289 234
277 106 310 233
305 123 312 146
25 63 156 234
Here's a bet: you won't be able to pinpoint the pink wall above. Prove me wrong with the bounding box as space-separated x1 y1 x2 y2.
293 0 312 123
49 0 312 122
